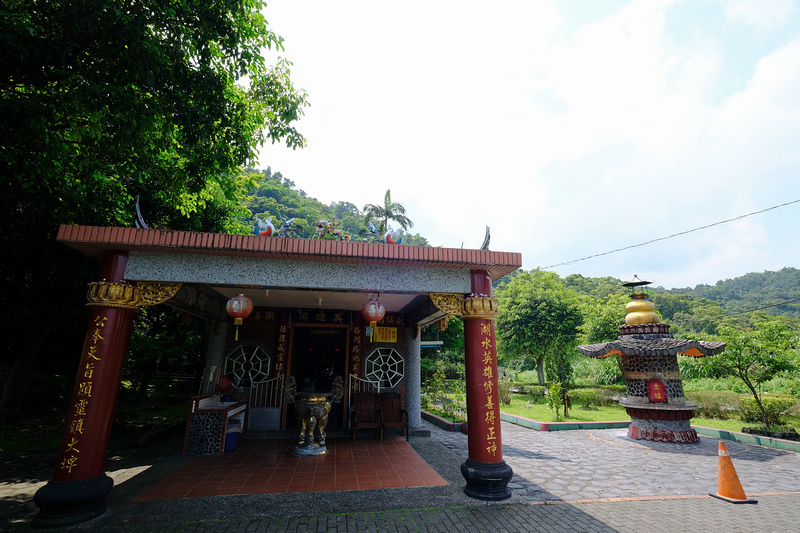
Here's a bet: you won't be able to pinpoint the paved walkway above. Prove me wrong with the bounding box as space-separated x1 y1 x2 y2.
440 421 800 501
2 420 799 532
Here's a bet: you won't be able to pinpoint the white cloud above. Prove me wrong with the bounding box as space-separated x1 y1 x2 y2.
258 0 800 289
711 38 800 175
720 0 794 30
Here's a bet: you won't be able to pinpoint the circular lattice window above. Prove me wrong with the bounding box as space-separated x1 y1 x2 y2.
224 345 271 387
365 348 404 389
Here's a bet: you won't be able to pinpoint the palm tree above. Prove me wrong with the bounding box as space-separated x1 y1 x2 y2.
363 189 414 235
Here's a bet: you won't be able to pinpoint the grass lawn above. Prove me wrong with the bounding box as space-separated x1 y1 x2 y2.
499 393 628 423
691 415 800 433
498 393 800 434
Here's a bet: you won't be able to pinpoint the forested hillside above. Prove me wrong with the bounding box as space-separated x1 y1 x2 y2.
667 267 800 318
240 168 430 245
243 167 798 330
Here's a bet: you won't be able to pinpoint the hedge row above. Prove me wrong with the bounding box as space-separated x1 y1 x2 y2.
686 391 798 425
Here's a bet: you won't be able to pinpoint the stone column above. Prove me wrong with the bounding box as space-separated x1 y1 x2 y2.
200 320 228 396
460 269 513 500
34 252 179 528
404 325 421 428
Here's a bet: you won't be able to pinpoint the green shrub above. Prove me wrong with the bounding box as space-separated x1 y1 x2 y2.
498 380 512 405
546 382 565 421
685 390 742 420
684 378 748 393
511 381 528 394
596 385 625 406
570 388 599 409
594 357 624 385
739 396 797 426
515 370 539 384
761 375 800 396
678 355 717 380
528 385 547 401
599 384 627 393
425 360 447 399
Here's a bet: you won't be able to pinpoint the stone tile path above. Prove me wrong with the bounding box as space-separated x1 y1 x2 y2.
431 420 800 502
4 419 799 532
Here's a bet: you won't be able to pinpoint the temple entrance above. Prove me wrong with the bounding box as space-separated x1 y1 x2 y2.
287 326 349 428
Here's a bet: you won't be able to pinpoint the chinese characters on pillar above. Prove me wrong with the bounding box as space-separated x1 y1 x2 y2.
481 322 500 457
351 326 362 377
275 324 288 373
59 315 107 474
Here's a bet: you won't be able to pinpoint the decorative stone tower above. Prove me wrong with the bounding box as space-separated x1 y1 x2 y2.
577 276 726 443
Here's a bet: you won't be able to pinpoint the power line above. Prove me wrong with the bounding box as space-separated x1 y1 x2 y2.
543 198 800 269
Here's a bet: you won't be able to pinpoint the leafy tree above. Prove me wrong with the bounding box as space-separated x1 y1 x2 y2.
0 0 308 424
668 268 800 319
578 294 628 343
244 168 333 238
564 274 626 299
330 201 365 237
703 323 798 428
544 339 574 389
126 307 208 395
496 271 582 385
399 233 431 247
363 189 413 235
421 317 464 381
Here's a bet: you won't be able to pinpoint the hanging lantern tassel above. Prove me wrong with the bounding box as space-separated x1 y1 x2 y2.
234 317 243 341
226 294 254 341
361 293 386 343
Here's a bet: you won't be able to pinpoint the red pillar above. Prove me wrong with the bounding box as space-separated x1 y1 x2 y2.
460 269 513 500
34 251 139 528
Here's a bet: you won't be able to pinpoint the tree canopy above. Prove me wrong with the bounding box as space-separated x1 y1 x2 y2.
661 267 800 319
243 175 429 244
363 189 414 235
702 323 798 427
1 0 308 229
496 271 583 385
0 0 308 423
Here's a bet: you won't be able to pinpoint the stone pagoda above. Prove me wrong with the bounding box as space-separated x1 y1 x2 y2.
577 276 726 443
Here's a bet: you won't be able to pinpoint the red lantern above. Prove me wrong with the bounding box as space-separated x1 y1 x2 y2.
226 294 253 341
361 293 385 341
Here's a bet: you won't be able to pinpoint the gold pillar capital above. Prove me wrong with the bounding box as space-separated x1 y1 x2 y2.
460 296 499 320
86 281 181 309
86 282 140 309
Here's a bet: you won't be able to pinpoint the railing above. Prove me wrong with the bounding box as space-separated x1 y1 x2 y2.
198 365 221 396
246 375 284 431
249 374 284 409
349 373 380 395
348 374 381 428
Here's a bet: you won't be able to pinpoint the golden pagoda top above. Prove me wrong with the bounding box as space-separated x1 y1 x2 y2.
625 294 660 325
622 275 660 325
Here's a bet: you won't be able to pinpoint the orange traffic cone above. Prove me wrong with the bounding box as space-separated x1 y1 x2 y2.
710 441 757 504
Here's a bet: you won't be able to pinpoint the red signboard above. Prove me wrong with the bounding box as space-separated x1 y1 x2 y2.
647 379 668 402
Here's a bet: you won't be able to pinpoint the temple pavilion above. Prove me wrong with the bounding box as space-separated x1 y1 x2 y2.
33 224 522 527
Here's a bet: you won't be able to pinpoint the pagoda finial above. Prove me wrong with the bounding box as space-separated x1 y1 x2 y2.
622 275 660 325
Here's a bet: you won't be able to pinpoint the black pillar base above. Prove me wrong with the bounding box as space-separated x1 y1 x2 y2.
460 459 513 501
32 474 113 529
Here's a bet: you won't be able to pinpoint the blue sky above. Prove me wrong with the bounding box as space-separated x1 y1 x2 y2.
258 0 800 289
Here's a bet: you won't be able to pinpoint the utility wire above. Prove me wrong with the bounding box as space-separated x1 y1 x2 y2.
543 198 800 269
